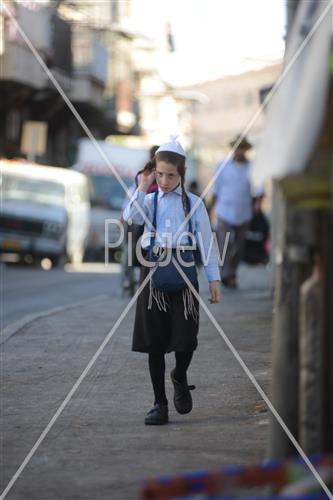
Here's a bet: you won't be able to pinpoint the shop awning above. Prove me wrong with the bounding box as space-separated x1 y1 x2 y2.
251 0 332 198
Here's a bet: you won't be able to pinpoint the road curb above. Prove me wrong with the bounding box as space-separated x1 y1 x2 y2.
0 294 109 346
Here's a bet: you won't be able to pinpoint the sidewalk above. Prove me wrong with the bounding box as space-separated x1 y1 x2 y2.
2 264 273 500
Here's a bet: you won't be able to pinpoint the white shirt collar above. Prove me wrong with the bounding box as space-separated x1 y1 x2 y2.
158 184 182 198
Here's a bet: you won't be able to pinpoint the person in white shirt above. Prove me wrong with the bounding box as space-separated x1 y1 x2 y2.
123 136 220 425
209 135 253 288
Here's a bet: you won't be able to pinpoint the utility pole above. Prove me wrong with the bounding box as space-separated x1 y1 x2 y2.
269 199 315 458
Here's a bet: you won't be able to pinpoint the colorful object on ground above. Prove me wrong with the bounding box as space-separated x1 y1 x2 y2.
140 455 333 500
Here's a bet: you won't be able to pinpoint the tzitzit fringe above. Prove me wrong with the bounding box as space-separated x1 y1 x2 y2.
148 279 169 312
182 287 199 322
148 279 198 322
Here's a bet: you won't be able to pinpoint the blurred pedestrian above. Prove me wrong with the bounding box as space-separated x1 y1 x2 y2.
123 136 220 425
121 145 159 293
188 179 200 196
243 195 270 265
208 135 253 288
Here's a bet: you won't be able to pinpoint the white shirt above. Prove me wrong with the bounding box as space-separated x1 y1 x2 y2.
213 158 253 225
123 185 220 282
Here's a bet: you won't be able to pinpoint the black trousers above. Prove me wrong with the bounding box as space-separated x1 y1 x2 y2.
148 351 193 405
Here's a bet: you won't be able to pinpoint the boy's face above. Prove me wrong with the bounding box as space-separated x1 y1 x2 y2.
155 161 181 193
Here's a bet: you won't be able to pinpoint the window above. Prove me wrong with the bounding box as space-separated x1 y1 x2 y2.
89 175 132 210
2 174 65 207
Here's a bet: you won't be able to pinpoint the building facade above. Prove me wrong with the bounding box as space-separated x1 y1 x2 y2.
0 0 108 165
185 64 282 189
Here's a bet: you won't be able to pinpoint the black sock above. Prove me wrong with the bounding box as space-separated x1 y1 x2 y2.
174 351 194 382
148 353 168 406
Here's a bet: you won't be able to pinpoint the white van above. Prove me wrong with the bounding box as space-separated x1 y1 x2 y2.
0 159 90 266
73 138 148 262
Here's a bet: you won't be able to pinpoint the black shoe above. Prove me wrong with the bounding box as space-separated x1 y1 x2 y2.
170 369 195 415
144 404 169 425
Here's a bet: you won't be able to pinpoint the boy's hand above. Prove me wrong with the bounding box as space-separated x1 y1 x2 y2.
138 170 156 192
209 281 221 304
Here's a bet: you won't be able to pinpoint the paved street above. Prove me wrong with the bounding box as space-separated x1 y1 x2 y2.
1 264 273 500
1 262 123 329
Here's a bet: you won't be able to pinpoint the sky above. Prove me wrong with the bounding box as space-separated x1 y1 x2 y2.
17 0 286 87
132 0 287 86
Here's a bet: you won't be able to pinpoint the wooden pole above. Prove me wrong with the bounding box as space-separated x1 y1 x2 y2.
269 196 315 458
299 242 324 452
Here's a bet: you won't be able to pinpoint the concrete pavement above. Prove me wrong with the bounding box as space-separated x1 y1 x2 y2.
1 264 273 500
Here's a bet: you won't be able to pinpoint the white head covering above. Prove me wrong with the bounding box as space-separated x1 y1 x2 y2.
156 135 186 157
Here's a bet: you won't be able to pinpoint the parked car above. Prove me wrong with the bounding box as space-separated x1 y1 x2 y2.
0 159 90 266
73 138 149 262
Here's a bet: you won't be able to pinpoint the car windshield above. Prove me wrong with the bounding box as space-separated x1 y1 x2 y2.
89 175 133 210
2 173 65 207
